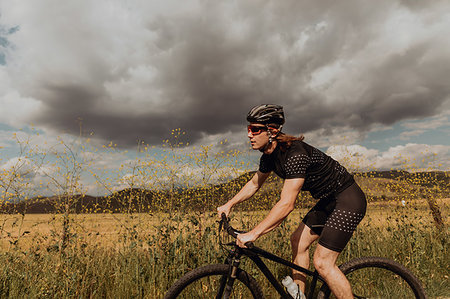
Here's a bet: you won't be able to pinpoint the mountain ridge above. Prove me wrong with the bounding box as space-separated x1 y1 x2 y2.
1 170 448 214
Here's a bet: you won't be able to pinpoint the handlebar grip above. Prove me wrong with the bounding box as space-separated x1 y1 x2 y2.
221 213 227 222
244 241 254 249
221 213 236 237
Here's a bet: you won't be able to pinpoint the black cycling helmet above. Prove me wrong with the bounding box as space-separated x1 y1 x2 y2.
247 104 285 126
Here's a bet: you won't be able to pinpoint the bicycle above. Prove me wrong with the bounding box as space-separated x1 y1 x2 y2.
164 214 427 298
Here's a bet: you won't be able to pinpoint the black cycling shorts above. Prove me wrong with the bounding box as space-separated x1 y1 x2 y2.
302 182 366 252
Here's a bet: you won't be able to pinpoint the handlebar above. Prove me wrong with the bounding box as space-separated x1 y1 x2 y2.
220 213 254 249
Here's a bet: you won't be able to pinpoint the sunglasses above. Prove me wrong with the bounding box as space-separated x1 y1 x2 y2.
247 125 267 135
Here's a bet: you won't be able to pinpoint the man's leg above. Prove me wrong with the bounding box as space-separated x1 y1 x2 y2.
313 244 353 299
290 223 319 292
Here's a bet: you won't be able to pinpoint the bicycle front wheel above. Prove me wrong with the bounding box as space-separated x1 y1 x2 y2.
317 256 427 299
163 264 264 299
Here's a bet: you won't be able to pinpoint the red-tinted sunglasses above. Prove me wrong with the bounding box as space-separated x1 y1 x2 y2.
247 125 267 135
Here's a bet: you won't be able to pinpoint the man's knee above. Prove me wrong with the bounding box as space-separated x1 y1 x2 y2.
313 247 339 275
313 255 330 275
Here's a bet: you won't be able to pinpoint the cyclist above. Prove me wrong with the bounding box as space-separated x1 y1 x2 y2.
217 104 366 299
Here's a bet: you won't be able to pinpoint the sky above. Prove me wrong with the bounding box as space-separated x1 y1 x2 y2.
0 0 449 195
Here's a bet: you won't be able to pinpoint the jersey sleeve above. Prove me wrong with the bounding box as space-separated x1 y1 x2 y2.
258 154 274 173
284 153 311 179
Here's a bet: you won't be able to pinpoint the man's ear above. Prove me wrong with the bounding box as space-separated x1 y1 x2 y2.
268 126 280 135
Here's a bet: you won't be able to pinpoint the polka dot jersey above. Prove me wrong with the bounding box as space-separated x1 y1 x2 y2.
259 140 354 199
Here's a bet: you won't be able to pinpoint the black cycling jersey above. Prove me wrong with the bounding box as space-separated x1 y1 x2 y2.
258 140 355 200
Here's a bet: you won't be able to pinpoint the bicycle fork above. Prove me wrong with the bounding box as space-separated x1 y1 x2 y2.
216 252 242 299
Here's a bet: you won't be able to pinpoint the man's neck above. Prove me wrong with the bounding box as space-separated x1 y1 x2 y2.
263 141 277 154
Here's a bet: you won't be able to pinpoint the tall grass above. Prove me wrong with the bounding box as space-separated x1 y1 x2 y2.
0 204 448 298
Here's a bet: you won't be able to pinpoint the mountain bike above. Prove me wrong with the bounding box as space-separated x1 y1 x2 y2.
164 214 427 298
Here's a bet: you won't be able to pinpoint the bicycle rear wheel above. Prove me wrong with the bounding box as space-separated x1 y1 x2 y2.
163 264 264 299
317 256 426 299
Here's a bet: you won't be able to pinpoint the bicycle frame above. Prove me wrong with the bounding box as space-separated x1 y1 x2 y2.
165 215 425 299
220 215 327 299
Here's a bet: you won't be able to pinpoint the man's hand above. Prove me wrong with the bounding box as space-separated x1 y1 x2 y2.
236 231 258 248
217 203 232 219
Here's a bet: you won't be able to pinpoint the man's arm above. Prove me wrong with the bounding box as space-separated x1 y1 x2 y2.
217 171 270 217
236 178 304 246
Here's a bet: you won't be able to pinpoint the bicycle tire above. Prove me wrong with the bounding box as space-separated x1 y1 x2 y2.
317 256 427 299
163 264 264 299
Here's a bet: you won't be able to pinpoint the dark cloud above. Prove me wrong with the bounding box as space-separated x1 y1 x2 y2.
353 42 450 127
7 0 449 147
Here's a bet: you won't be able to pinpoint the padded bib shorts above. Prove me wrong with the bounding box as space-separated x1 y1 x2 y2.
302 182 366 252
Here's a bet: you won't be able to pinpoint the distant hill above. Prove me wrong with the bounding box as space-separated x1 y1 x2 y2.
1 170 448 214
1 188 160 214
357 170 449 190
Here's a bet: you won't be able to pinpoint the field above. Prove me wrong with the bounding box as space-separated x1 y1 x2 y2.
0 198 448 298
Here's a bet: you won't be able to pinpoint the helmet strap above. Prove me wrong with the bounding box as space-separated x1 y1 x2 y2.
260 125 281 152
267 124 282 140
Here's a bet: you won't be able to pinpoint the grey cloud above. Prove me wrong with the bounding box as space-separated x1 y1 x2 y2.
5 0 450 147
354 42 450 127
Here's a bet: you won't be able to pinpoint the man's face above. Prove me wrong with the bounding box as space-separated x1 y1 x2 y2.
247 123 269 150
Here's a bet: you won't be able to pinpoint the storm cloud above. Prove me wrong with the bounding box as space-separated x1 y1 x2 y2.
1 0 449 147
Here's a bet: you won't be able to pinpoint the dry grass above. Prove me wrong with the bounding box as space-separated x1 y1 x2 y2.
0 198 448 298
1 198 447 251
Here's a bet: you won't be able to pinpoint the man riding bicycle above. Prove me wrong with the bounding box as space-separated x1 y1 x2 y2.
217 104 367 299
